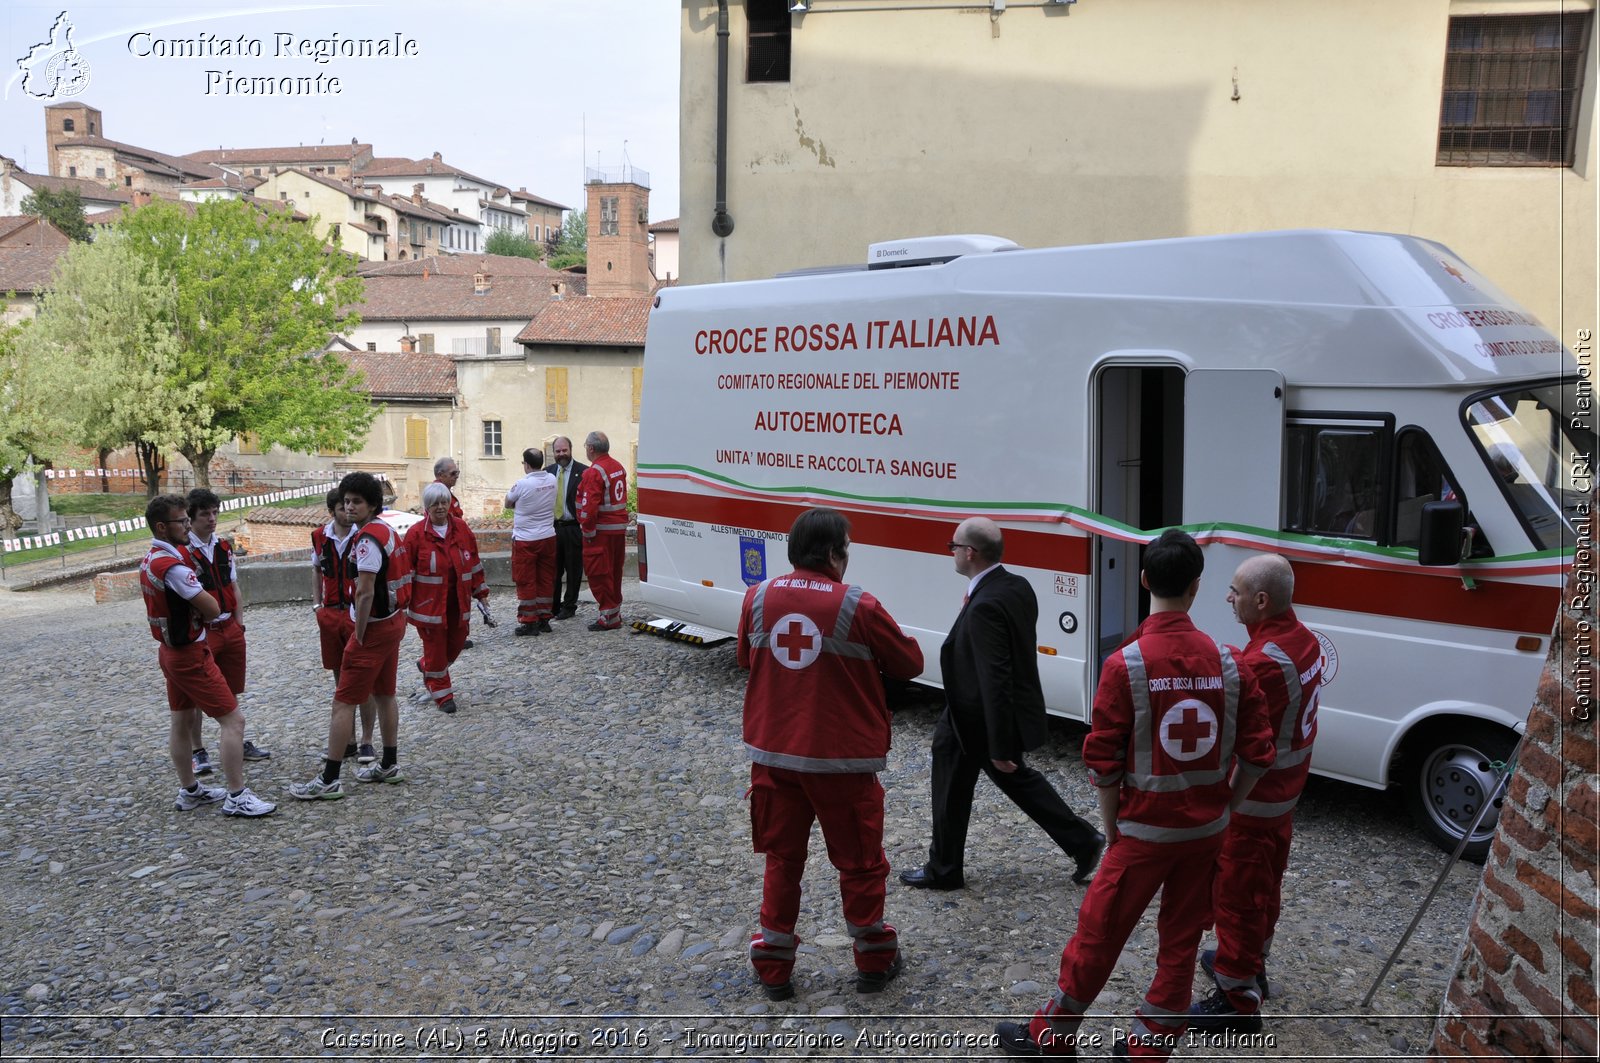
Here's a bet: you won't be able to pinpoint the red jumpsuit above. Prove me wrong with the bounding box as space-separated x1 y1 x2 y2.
1210 608 1321 1014
576 454 628 628
738 568 924 990
404 516 487 707
1027 612 1274 1059
188 535 246 694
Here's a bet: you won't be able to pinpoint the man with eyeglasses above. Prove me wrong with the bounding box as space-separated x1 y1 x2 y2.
138 495 275 818
432 457 465 520
900 517 1103 893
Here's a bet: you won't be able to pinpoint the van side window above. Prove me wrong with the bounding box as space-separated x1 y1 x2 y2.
1392 428 1478 552
1284 421 1385 539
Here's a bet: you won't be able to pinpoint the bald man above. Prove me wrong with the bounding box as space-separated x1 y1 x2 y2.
1190 553 1322 1035
901 517 1104 892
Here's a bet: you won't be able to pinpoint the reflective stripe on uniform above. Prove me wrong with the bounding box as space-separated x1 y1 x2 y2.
1116 813 1230 843
747 743 887 774
413 573 445 585
1237 795 1300 818
746 582 871 660
406 610 443 624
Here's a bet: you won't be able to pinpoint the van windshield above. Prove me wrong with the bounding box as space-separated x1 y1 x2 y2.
1465 380 1595 551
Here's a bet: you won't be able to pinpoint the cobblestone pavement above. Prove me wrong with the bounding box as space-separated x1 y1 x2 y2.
1 580 1482 1060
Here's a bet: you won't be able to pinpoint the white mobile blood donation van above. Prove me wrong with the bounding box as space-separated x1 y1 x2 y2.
634 230 1591 859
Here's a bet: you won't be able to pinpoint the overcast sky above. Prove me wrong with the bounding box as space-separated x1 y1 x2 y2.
1 1 681 220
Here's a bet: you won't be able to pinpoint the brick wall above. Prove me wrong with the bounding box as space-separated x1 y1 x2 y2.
1430 525 1599 1059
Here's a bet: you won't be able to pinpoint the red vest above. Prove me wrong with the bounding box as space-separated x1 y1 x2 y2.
188 536 239 616
577 455 628 536
311 523 354 608
345 517 412 620
140 545 202 648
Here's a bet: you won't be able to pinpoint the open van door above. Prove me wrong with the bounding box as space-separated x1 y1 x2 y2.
1182 368 1285 636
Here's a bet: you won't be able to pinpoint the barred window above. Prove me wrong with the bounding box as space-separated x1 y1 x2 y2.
1437 13 1593 167
747 0 791 83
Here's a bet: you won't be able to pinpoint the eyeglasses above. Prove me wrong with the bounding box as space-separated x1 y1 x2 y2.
947 541 974 553
156 517 192 527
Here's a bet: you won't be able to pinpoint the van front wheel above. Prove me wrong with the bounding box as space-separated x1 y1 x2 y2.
1404 722 1515 862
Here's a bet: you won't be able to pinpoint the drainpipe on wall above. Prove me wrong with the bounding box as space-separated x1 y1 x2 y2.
712 0 735 255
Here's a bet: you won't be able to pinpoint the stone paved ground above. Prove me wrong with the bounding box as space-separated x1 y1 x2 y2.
0 580 1483 1060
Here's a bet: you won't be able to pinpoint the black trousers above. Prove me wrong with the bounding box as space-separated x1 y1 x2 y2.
552 522 584 612
927 707 1100 879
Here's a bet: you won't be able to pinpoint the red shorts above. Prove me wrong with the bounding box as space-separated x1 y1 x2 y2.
333 610 407 704
205 617 247 694
316 607 355 671
158 641 238 718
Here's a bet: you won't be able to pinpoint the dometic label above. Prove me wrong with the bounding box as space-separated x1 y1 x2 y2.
695 315 998 355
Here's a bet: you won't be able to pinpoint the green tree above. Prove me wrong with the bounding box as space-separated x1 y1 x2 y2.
117 198 375 486
485 229 544 261
20 186 93 243
548 210 587 270
13 234 207 498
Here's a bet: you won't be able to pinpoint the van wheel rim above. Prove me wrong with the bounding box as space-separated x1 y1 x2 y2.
1422 743 1504 844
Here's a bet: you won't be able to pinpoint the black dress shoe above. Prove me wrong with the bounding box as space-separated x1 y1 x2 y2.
855 953 902 994
899 866 963 891
537 619 553 633
554 607 577 620
761 979 795 1001
514 623 539 637
996 1021 1044 1057
1071 833 1106 885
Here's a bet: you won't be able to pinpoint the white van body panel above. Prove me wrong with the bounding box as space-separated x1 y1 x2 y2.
636 229 1577 796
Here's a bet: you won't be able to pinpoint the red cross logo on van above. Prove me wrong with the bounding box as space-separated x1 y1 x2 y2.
771 613 822 670
1159 700 1218 762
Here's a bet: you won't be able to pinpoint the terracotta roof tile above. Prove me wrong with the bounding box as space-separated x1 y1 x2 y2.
7 169 133 204
185 144 372 166
515 296 650 347
362 155 503 189
648 217 679 233
57 135 217 180
0 216 68 245
359 252 568 279
340 349 456 399
0 246 67 294
512 188 572 211
352 269 576 321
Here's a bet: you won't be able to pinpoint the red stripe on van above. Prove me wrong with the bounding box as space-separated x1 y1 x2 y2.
1290 560 1560 635
639 488 1093 573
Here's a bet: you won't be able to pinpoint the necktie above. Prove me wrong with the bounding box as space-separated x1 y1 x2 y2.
555 468 565 520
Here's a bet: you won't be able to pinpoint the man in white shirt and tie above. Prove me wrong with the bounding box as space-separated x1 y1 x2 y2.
547 436 588 620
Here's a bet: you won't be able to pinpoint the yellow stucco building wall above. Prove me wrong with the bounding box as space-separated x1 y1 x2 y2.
679 0 1596 340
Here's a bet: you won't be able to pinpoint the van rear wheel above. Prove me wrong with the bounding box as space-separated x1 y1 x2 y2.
1405 722 1515 862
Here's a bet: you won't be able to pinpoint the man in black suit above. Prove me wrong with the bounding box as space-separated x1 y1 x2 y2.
547 435 588 619
901 517 1104 891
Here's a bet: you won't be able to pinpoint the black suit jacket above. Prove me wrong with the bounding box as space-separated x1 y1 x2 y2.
547 459 588 520
939 566 1049 761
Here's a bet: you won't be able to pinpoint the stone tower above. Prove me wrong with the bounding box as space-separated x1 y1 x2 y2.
44 102 101 177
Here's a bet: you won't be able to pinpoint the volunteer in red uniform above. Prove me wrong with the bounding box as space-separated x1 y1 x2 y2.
291 472 411 799
432 456 465 520
311 487 378 763
404 481 490 715
999 530 1274 1059
505 447 558 636
739 507 924 1000
184 488 270 773
576 430 628 631
139 494 275 818
1190 553 1321 1033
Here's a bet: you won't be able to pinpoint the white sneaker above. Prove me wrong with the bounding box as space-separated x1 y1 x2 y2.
289 775 345 801
221 787 277 817
175 782 227 811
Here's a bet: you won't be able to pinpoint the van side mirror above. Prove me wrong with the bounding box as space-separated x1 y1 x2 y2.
1417 500 1466 566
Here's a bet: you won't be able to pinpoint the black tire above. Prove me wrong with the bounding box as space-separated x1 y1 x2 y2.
1404 721 1516 862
